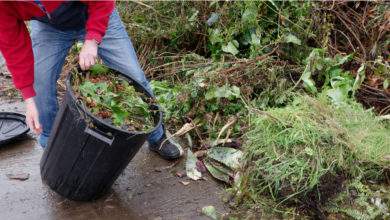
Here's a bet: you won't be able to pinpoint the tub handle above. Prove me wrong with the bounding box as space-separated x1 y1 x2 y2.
84 127 114 146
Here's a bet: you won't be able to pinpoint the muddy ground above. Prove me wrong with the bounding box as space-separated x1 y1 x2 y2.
0 56 229 220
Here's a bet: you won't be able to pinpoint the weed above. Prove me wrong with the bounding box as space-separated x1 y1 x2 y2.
72 67 155 132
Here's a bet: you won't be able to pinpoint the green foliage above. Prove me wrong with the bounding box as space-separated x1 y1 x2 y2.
73 69 155 132
300 49 367 105
207 1 313 59
150 80 189 120
151 76 245 140
239 94 390 217
326 180 390 220
117 1 315 60
114 2 389 219
89 64 110 76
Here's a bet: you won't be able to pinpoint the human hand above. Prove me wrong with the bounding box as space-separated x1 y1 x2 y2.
79 39 98 71
25 98 42 134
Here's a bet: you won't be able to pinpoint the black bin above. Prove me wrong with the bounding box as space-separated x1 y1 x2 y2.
40 71 162 201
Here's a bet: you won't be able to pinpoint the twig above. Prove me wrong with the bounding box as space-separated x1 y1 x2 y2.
214 117 237 146
333 10 367 60
159 122 198 150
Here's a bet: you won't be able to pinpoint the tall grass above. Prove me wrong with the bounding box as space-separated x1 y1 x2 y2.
239 94 389 216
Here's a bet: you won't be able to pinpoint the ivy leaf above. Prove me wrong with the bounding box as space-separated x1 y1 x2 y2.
284 33 301 45
222 41 239 56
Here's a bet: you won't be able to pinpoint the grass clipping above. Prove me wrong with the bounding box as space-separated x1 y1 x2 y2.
240 94 390 211
72 66 155 132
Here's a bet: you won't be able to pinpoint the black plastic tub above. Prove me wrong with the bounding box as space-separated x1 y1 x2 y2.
0 112 29 147
40 71 162 201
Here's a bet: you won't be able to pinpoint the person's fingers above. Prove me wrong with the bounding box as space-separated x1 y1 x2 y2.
84 56 92 70
85 55 96 70
90 55 96 66
33 114 42 134
26 115 34 132
79 55 86 70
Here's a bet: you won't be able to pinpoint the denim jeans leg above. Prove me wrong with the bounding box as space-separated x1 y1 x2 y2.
30 21 74 148
95 10 164 144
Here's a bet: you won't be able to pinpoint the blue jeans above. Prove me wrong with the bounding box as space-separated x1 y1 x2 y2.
31 10 164 148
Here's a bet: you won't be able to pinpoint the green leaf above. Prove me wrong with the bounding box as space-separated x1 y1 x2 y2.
201 206 219 220
250 32 261 46
284 33 301 45
326 88 347 106
301 49 325 94
206 147 243 170
334 53 353 66
352 64 366 94
205 85 240 100
222 41 239 56
75 41 83 52
186 149 202 180
384 79 389 90
301 65 317 94
209 29 223 45
204 159 232 183
111 106 128 126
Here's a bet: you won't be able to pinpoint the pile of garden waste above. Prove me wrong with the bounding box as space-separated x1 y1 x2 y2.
71 64 155 132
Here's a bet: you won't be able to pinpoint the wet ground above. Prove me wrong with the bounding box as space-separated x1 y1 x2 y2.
0 100 229 220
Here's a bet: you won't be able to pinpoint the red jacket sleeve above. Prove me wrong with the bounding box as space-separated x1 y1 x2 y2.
0 4 35 100
82 1 115 43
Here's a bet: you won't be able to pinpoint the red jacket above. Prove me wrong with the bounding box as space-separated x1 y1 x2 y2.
0 1 115 100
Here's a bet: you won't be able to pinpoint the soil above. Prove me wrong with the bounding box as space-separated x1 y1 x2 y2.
301 173 346 219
